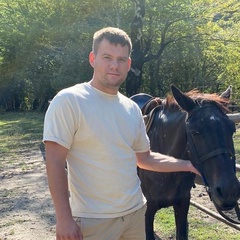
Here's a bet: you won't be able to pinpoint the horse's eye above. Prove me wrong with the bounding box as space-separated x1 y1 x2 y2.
190 130 200 136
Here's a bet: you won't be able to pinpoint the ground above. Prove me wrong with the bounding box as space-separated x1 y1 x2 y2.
0 147 239 240
0 149 55 240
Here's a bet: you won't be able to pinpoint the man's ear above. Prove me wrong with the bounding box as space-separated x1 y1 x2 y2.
89 51 95 67
128 58 132 71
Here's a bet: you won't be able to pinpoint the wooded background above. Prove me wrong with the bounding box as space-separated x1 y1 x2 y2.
0 0 239 111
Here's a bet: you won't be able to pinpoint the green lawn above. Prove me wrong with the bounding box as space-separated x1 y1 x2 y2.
234 126 240 164
0 112 44 164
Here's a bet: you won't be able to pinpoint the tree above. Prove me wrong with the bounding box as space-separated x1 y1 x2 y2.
126 0 204 96
0 0 239 110
126 0 240 98
0 0 135 110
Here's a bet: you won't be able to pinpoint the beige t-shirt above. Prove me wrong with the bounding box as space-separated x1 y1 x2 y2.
43 82 150 218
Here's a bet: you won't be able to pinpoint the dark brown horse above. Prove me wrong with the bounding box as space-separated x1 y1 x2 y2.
131 85 240 240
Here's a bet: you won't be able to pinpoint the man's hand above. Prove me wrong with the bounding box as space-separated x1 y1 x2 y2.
56 218 83 240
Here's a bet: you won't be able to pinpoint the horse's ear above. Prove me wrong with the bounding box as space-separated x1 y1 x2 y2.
220 85 232 99
171 85 196 112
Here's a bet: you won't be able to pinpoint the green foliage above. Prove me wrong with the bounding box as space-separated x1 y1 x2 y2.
0 0 136 110
0 0 239 110
140 0 240 96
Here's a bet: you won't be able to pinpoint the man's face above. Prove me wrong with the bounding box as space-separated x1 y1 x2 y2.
89 39 131 94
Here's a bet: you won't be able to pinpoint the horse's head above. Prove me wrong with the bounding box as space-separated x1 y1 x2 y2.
171 85 240 211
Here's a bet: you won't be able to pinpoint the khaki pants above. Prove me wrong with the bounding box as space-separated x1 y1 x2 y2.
74 205 147 240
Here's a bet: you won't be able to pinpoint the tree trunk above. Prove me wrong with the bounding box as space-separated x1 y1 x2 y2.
126 0 145 97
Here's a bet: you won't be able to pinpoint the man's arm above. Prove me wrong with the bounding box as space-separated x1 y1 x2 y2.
45 141 83 240
136 150 200 175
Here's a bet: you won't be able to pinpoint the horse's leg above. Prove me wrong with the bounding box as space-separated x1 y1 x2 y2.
173 199 190 240
145 202 158 240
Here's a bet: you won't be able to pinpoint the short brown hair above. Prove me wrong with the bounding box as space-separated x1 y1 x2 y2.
92 27 132 55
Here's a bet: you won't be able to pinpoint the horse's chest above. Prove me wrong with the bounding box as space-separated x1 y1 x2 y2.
139 170 194 201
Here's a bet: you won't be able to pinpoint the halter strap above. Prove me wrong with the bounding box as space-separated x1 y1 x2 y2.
186 112 236 188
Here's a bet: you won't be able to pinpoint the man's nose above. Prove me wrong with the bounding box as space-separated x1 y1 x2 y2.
110 60 119 69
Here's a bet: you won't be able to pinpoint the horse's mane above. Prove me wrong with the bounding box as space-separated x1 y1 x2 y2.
165 89 230 113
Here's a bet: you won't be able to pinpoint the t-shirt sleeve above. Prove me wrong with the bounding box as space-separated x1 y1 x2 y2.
43 92 79 150
132 106 150 153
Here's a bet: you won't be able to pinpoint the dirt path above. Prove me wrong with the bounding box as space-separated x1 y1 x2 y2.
0 149 55 240
1 146 239 240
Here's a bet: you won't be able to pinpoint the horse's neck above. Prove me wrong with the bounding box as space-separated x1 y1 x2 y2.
148 107 188 159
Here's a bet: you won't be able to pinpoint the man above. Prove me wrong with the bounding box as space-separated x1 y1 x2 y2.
43 27 199 240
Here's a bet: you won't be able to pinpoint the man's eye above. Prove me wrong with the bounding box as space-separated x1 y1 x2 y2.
119 58 126 62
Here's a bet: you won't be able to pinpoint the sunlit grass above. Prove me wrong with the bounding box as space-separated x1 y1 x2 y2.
234 126 240 164
0 112 44 156
155 206 240 240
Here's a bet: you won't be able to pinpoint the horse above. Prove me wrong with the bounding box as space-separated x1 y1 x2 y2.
131 85 240 240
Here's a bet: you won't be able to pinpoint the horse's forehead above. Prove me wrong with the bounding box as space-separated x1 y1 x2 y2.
209 115 221 121
184 105 229 133
200 112 222 121
191 104 225 121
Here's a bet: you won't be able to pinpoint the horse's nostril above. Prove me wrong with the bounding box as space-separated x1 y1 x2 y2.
214 184 240 201
216 187 223 198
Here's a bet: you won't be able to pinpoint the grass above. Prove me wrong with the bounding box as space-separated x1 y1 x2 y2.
0 112 240 239
234 126 240 164
0 112 45 171
0 112 44 154
155 206 240 239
